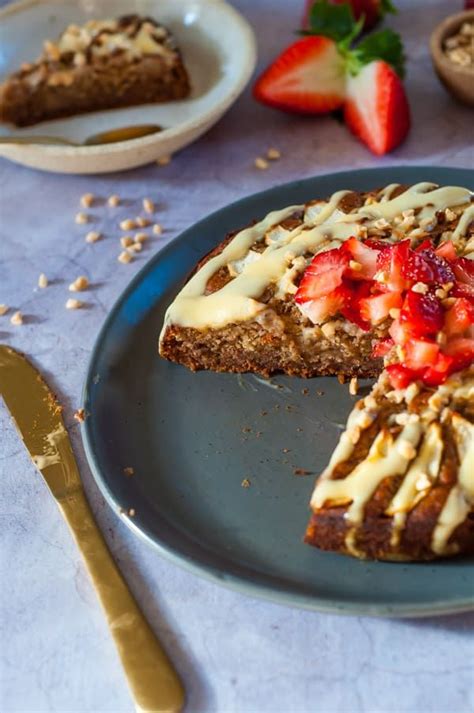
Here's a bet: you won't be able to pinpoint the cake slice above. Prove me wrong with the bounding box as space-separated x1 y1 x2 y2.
0 14 190 127
305 367 474 561
160 182 474 379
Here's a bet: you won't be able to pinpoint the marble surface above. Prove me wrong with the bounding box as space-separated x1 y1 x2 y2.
1 0 473 711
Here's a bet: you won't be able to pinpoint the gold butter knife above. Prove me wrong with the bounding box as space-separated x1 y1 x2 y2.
0 345 184 713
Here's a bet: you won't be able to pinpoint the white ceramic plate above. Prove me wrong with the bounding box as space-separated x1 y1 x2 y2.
0 0 256 173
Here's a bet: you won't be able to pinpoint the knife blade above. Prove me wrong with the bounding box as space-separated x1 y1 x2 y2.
0 345 185 713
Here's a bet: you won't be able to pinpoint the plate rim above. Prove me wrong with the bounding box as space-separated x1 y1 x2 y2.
82 165 474 618
0 0 257 156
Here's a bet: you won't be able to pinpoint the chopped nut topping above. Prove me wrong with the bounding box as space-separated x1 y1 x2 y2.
156 155 171 166
415 473 431 491
349 260 362 272
152 224 163 236
321 321 336 339
389 307 401 319
75 212 89 224
134 232 149 244
143 198 155 214
0 304 8 316
444 207 457 222
123 467 134 477
136 216 150 228
38 273 48 288
255 157 269 170
443 21 474 67
85 231 101 243
349 377 359 396
120 236 134 248
107 194 120 207
442 297 456 309
412 282 428 294
118 251 133 264
69 276 89 292
80 193 94 208
10 310 23 326
66 298 83 310
120 219 136 231
435 288 447 300
348 426 361 445
74 408 86 422
267 148 281 160
398 440 417 460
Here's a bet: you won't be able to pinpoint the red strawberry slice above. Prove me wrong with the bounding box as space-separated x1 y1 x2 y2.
360 291 402 325
253 36 346 114
299 288 346 325
445 298 474 337
342 236 379 279
404 339 439 370
385 364 421 390
423 353 454 386
454 258 474 289
444 338 474 371
372 337 394 358
295 247 349 302
435 241 457 262
400 291 444 337
377 241 410 291
404 247 455 286
344 60 410 155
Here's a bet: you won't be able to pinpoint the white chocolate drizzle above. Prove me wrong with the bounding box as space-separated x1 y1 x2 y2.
161 184 472 335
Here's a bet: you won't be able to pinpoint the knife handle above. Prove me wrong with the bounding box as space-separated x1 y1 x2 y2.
58 487 185 713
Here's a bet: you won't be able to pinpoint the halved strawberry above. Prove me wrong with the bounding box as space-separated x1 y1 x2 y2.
295 247 349 302
435 241 457 262
360 291 402 325
344 60 410 155
404 339 439 371
444 298 474 337
253 36 346 114
400 291 444 338
342 236 379 279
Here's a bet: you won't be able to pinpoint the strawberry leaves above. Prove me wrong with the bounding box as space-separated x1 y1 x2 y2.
349 28 405 77
305 1 363 44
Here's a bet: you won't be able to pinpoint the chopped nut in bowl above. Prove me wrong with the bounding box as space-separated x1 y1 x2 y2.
430 9 474 106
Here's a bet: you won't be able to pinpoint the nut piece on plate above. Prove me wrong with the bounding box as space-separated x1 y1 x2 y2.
430 10 474 106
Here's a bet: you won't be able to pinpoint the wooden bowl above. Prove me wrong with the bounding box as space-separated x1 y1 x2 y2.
430 9 474 107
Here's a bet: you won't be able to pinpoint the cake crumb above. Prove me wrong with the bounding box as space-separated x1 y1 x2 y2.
0 304 8 316
267 147 281 160
85 231 101 243
80 193 94 208
241 478 251 488
255 157 269 170
38 273 48 288
157 155 172 166
74 408 86 422
69 276 89 292
66 298 83 310
123 467 134 477
143 198 155 214
10 310 23 326
301 388 309 395
294 468 311 476
118 250 133 264
75 212 89 224
282 448 290 453
316 390 324 396
349 377 359 396
128 508 136 517
107 194 120 207
260 410 268 416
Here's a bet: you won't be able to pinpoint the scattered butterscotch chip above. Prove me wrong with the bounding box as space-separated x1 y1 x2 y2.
10 310 23 326
152 223 163 236
75 212 89 224
143 198 155 214
118 250 133 264
38 273 48 288
136 216 150 228
120 218 136 231
255 157 269 170
267 148 281 160
66 298 83 310
241 478 251 488
69 276 89 292
128 508 136 517
74 407 86 422
85 230 101 243
128 242 142 253
349 377 359 396
0 304 8 316
156 155 171 166
80 193 94 208
123 467 134 477
120 236 134 248
107 194 120 207
134 232 149 244
294 468 311 476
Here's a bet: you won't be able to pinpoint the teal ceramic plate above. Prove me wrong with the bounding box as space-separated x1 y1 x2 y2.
82 166 474 617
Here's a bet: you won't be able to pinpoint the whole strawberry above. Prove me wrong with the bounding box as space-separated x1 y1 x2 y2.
253 0 410 155
303 0 397 32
